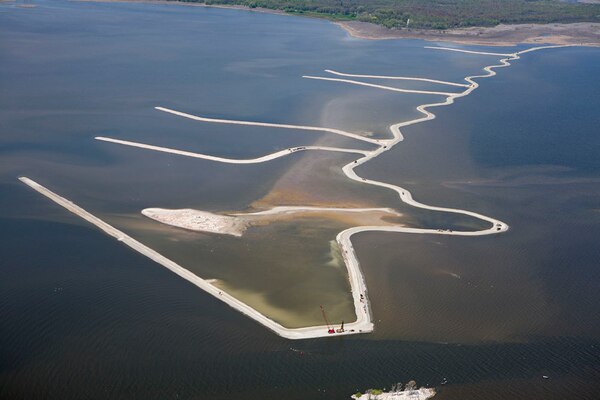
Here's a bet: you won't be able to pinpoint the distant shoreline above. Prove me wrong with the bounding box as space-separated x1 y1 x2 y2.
71 0 600 46
337 20 600 47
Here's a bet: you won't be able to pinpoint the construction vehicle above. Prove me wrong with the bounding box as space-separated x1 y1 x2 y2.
320 305 335 334
336 320 345 333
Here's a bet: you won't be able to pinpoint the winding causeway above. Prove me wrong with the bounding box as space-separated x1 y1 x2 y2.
20 44 574 339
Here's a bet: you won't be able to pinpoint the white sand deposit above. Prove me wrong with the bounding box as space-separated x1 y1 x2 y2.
141 206 401 237
353 388 436 400
142 208 247 237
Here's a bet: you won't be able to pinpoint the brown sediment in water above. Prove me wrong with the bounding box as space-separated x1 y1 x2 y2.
252 187 373 209
245 209 403 228
205 282 351 329
18 177 372 338
250 145 389 209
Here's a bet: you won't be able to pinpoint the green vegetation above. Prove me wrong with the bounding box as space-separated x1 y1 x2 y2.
182 0 600 30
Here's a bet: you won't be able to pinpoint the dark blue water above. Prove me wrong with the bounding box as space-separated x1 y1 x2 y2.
469 47 600 173
1 1 599 399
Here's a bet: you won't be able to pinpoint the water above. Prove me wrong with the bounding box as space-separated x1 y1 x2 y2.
1 1 599 399
357 46 600 342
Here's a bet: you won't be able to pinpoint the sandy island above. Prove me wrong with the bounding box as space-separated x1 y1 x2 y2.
142 208 248 237
353 387 436 400
142 206 403 237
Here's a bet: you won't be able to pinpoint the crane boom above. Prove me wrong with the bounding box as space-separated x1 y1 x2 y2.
320 305 335 334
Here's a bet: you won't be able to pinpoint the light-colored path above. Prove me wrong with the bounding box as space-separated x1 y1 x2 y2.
95 136 369 163
424 46 514 57
324 45 571 236
303 75 460 96
516 44 576 55
155 106 382 145
323 69 470 87
21 44 573 339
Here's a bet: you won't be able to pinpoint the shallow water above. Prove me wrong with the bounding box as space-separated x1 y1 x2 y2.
1 1 599 399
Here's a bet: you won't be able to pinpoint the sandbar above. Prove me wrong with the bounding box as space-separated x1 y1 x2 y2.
141 206 403 237
142 208 248 237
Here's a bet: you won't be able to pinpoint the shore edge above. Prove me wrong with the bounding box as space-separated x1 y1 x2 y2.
70 0 600 46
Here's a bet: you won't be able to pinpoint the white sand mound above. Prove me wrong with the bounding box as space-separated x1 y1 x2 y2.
353 388 436 400
142 208 246 237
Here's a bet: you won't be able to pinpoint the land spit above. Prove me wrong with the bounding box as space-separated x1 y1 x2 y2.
141 206 402 237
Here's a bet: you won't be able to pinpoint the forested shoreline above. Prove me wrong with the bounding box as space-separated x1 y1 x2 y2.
179 0 600 30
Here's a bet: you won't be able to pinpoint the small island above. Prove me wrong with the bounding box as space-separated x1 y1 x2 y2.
352 381 436 400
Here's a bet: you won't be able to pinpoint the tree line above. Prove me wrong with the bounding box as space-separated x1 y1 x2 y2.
179 0 600 30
